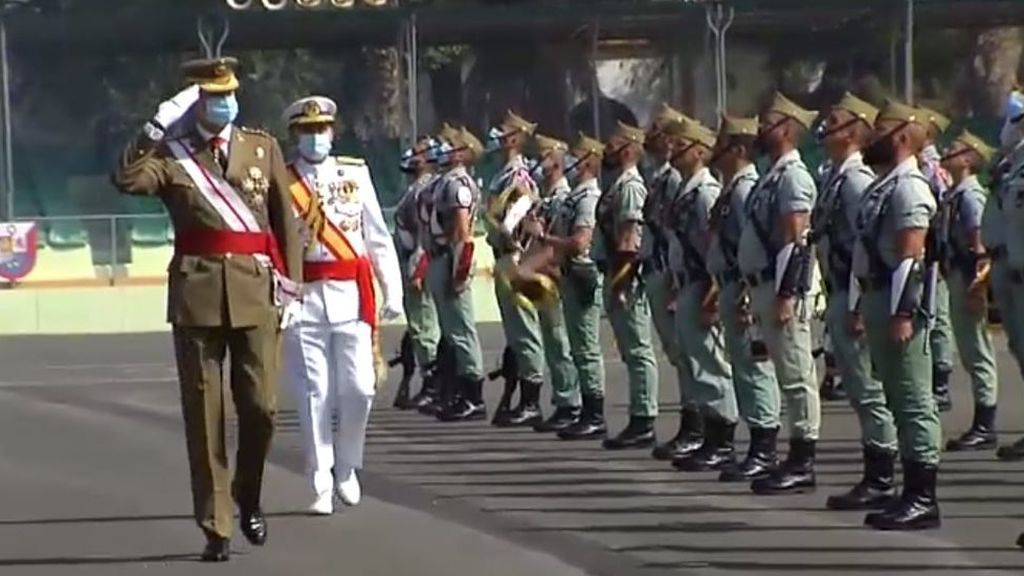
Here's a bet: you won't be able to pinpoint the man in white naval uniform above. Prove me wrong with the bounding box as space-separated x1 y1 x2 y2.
281 96 403 515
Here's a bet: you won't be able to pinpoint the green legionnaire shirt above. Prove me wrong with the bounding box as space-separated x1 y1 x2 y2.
811 151 875 282
738 149 817 276
429 165 479 248
992 141 1024 254
540 176 572 224
667 166 721 278
640 162 683 268
707 163 759 277
553 177 601 266
852 156 937 278
594 165 647 265
395 172 437 255
947 174 987 266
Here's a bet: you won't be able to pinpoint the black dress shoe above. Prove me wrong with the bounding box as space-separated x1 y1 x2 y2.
751 438 816 495
500 379 543 427
239 507 267 546
997 436 1024 461
719 426 778 482
602 416 656 450
651 405 703 461
946 404 998 452
1017 532 1024 549
558 396 607 440
826 446 897 511
534 406 581 433
819 375 847 402
865 461 941 531
673 416 735 472
200 536 230 562
933 368 953 412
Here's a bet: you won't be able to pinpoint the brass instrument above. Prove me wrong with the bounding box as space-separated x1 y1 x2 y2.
507 198 562 311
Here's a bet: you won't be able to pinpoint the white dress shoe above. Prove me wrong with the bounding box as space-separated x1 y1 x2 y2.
308 491 334 515
335 467 362 506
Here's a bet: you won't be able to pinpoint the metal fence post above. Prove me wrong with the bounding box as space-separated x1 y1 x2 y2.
109 216 117 286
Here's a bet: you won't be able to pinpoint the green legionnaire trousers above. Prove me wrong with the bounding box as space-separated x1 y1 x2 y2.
930 276 956 373
494 256 546 383
604 280 659 417
560 272 605 399
862 290 942 465
173 322 279 539
402 274 440 368
750 283 820 440
537 297 580 407
427 251 484 381
947 272 999 407
992 260 1024 372
824 289 898 450
646 270 695 403
675 278 736 421
718 280 781 429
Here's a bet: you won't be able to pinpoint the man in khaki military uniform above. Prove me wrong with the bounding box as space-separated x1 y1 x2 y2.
112 58 301 561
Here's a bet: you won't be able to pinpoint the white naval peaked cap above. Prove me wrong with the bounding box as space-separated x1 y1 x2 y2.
283 95 338 127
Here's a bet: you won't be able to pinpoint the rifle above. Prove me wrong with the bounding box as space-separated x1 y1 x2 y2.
489 346 519 425
390 331 415 409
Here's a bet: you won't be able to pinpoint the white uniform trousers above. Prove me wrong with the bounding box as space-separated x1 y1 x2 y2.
286 319 375 497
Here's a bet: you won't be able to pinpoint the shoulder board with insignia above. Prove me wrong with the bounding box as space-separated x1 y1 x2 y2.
239 126 273 137
335 155 367 166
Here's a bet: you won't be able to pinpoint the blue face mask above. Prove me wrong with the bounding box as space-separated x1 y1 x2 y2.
435 141 456 166
485 126 506 153
203 93 238 128
298 132 333 163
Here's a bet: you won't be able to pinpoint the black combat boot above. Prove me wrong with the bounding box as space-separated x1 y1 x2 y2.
558 395 607 440
826 446 897 510
946 404 998 451
719 426 779 482
419 338 454 416
933 367 953 412
751 438 816 495
410 365 439 411
534 405 581 433
672 414 736 472
437 378 487 422
502 379 544 427
602 416 656 450
997 436 1024 461
391 332 415 409
651 404 704 461
490 347 519 426
865 461 941 531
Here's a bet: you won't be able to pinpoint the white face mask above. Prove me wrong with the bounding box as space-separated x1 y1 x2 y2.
299 131 333 162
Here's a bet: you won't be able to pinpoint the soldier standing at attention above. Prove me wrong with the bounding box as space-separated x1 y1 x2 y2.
738 93 821 496
642 105 705 462
427 125 489 422
595 121 661 450
393 136 442 410
919 108 957 412
662 118 738 472
549 134 609 440
853 101 942 531
708 116 783 484
517 134 580 429
813 94 899 511
280 96 403 515
112 58 301 561
484 111 547 426
940 131 1000 452
993 92 1024 462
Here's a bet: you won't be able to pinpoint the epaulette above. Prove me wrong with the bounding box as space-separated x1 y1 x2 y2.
335 155 367 166
239 126 273 138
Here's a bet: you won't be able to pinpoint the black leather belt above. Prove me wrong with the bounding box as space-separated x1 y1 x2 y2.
744 268 774 288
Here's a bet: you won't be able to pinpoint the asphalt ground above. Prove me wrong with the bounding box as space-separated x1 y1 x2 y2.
1 324 1024 576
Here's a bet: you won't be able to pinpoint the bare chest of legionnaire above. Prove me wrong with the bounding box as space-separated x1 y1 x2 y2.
853 159 937 277
640 163 682 270
429 166 480 249
395 173 436 255
810 154 874 283
290 157 368 260
707 165 758 276
594 166 647 264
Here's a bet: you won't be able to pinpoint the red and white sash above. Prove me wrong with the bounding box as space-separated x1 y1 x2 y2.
167 138 299 305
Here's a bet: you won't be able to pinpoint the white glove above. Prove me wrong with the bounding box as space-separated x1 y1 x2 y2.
380 301 403 322
153 84 200 130
279 299 303 330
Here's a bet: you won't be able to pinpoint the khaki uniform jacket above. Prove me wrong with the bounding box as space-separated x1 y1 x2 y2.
112 126 302 328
